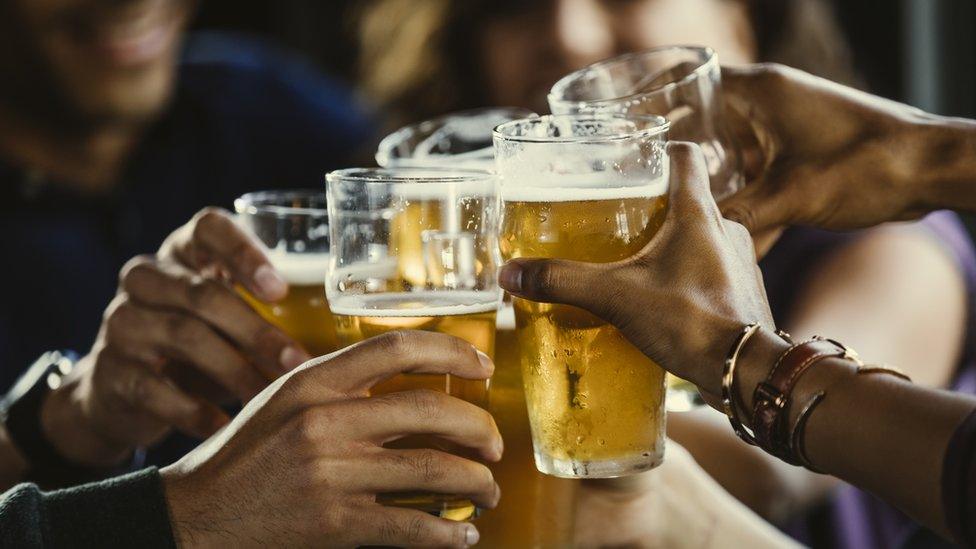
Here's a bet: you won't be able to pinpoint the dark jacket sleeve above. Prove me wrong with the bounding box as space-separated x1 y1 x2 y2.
0 467 175 548
943 406 976 547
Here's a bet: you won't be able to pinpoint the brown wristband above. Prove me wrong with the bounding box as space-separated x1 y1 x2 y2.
752 338 849 462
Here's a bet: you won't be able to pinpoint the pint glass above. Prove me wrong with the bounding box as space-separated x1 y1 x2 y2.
377 110 579 542
234 190 339 356
494 114 670 479
326 167 501 520
376 107 537 170
550 46 738 409
549 46 741 200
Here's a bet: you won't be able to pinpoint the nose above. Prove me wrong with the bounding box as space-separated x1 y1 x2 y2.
551 0 616 69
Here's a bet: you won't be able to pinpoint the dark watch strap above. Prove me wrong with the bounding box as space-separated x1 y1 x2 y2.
751 339 847 462
0 351 103 487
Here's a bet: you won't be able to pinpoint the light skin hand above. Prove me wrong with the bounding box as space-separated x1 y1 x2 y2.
161 330 502 549
40 208 311 470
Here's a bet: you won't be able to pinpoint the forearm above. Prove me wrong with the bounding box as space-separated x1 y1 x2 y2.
0 467 175 548
0 423 28 491
736 330 976 537
668 408 825 523
913 115 976 214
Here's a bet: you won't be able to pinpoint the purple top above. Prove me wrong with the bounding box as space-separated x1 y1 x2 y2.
760 211 976 549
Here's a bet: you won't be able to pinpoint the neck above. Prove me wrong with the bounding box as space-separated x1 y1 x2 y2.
0 105 146 193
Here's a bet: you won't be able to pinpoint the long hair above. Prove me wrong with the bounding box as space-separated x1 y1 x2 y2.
358 0 859 127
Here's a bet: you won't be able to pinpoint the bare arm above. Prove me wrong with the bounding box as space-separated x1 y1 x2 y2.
499 144 976 540
672 223 968 522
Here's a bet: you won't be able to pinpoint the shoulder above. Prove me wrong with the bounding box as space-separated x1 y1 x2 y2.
175 31 377 150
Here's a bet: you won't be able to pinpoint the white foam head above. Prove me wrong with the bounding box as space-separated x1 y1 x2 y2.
267 251 330 286
500 171 668 202
329 290 501 317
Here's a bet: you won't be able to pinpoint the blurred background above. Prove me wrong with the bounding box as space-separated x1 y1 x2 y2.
192 0 976 235
194 0 976 118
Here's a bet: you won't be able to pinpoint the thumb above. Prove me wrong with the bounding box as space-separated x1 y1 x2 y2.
718 179 792 235
499 257 612 313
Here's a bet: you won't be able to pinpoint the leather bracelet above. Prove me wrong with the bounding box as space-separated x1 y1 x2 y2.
751 337 851 462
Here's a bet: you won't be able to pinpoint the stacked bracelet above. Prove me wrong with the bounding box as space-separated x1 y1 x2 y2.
720 324 914 472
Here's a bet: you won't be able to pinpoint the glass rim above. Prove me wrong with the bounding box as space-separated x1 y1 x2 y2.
492 113 670 144
375 107 538 167
548 45 717 109
234 189 327 217
326 166 496 185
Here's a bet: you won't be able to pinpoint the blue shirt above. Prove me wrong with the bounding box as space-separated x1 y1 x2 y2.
0 32 374 392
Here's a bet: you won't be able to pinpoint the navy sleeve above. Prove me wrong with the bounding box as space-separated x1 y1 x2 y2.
0 467 175 548
943 406 976 547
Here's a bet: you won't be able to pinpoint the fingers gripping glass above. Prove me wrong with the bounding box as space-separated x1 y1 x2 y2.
234 190 339 356
493 114 671 478
549 46 743 201
326 167 501 520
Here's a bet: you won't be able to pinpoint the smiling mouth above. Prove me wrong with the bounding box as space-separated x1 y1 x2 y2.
72 1 183 68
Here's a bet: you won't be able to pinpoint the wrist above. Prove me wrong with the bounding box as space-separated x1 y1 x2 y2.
907 115 976 213
733 328 793 414
160 465 219 548
40 375 131 468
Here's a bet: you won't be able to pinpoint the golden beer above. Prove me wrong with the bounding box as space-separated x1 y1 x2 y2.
475 323 578 547
332 290 496 520
239 252 340 356
500 188 669 478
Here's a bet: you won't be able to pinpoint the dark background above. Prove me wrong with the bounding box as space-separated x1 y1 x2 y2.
192 0 976 117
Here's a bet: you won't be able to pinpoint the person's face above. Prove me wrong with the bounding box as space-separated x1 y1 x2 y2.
0 0 194 127
479 0 756 113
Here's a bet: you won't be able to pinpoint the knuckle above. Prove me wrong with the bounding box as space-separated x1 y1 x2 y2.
377 514 402 543
404 515 429 544
406 389 444 421
376 330 414 360
755 62 788 83
527 262 559 298
289 408 325 444
118 255 157 290
411 449 445 483
168 315 205 347
104 298 138 339
722 204 758 233
185 277 225 312
192 207 229 235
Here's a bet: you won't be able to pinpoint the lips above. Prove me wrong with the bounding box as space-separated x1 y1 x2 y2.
74 1 183 68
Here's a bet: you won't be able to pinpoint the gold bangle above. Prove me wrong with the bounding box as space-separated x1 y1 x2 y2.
788 390 827 473
858 363 912 382
722 323 762 446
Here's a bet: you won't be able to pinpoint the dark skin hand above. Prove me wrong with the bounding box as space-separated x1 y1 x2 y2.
39 208 311 471
162 330 502 549
718 63 976 234
499 142 976 539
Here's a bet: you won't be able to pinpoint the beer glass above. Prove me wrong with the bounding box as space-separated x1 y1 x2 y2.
376 107 537 170
550 46 736 410
326 167 501 520
377 110 579 542
234 190 339 356
494 114 670 478
548 46 742 200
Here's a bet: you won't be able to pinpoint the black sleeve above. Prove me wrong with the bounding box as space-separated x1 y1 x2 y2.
943 406 976 547
0 467 175 548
